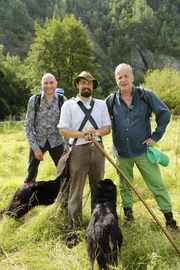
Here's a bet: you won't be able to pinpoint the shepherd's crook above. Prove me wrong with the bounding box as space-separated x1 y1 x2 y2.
91 137 180 256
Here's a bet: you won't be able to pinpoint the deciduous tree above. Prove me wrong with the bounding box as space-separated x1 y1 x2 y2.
25 15 99 97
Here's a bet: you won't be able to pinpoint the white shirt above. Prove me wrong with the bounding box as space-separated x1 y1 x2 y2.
58 95 111 145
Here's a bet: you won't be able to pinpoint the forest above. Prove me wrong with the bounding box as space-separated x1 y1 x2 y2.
0 0 180 120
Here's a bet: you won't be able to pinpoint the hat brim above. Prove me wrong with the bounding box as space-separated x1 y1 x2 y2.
73 77 99 90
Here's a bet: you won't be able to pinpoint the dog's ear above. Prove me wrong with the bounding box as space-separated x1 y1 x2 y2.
96 179 116 191
103 178 115 190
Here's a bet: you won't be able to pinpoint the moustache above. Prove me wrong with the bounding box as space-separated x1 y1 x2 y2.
82 87 91 91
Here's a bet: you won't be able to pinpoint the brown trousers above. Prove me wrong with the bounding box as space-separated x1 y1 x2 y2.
68 142 105 228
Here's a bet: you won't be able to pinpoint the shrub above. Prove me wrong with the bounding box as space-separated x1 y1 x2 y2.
142 67 180 114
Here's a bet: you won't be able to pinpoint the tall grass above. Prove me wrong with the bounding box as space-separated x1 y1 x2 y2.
0 120 180 270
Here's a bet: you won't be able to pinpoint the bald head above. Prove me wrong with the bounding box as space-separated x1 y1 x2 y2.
42 73 56 83
115 63 133 77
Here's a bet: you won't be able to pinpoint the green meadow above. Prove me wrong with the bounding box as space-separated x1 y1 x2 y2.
0 119 180 270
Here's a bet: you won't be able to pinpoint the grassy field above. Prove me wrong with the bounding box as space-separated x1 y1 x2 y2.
0 119 180 270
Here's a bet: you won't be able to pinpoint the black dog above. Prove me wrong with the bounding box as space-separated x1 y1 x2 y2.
0 176 69 219
86 178 123 270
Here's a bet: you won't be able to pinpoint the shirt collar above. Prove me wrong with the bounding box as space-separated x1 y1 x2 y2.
41 90 58 100
118 86 135 98
75 95 92 105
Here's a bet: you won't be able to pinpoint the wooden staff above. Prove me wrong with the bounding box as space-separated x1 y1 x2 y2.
91 137 180 256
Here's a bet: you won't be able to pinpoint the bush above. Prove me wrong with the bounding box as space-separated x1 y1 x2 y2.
142 67 180 114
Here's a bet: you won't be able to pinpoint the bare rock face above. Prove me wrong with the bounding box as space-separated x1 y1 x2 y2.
130 47 180 71
87 26 180 71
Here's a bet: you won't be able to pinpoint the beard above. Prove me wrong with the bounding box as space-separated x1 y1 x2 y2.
81 88 92 97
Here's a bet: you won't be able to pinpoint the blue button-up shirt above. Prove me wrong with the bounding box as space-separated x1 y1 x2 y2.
106 86 170 158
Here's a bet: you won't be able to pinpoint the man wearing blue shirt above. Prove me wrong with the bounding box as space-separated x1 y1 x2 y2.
106 63 178 230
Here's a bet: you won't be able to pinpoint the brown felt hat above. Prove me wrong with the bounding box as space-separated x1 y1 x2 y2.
73 71 99 90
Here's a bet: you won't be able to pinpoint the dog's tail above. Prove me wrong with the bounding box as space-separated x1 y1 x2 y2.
95 226 110 270
96 248 108 270
109 226 123 267
96 225 123 269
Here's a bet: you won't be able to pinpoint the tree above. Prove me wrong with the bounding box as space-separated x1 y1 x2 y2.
24 15 99 97
0 46 30 120
0 0 33 56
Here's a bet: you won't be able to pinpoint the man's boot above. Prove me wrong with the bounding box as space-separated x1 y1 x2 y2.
164 212 179 231
123 207 134 227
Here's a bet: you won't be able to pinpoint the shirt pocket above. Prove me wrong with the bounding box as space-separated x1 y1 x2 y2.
132 102 149 119
132 107 144 119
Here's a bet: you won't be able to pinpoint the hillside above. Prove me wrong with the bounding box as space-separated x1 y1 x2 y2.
0 0 180 68
0 0 180 121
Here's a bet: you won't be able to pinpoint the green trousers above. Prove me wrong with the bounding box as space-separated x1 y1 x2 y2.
115 152 172 214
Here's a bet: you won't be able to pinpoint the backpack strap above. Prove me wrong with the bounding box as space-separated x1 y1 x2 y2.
34 93 41 117
58 94 64 110
34 93 64 117
137 87 152 117
106 92 117 119
106 88 152 119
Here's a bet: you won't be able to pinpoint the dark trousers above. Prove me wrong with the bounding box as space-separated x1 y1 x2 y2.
24 140 64 183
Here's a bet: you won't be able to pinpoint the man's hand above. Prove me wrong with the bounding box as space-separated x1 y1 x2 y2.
34 148 44 161
84 126 96 141
142 138 156 147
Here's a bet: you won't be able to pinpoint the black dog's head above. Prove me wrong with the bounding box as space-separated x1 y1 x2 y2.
97 178 116 192
92 178 117 212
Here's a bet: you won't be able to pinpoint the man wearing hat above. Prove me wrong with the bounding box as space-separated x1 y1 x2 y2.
58 71 111 230
106 63 178 230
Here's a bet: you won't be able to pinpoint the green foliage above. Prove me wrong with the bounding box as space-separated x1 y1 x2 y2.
0 98 10 120
0 0 180 116
142 68 180 114
0 120 180 269
133 68 145 85
25 15 99 98
0 48 30 120
1 0 180 63
0 0 33 56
